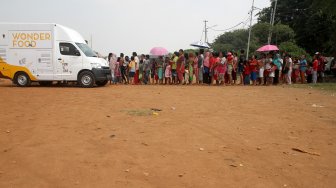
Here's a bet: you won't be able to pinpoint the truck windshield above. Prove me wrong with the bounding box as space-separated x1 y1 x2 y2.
76 43 97 57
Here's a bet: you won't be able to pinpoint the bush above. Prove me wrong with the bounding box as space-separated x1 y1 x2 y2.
279 42 311 61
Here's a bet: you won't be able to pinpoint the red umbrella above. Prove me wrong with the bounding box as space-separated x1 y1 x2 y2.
257 45 279 52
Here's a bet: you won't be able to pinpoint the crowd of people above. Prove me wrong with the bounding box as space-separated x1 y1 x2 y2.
107 49 329 86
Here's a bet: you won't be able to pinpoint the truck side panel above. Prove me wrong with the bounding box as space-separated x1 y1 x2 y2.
0 24 54 81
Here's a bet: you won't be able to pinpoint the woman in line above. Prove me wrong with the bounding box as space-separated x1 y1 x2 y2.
218 52 227 85
249 55 258 86
176 49 185 85
188 53 194 84
203 52 210 84
120 53 128 84
197 49 204 85
273 54 282 85
193 52 199 84
232 52 238 85
115 57 121 84
299 55 307 84
124 56 130 84
226 52 234 85
157 56 164 84
165 58 172 85
128 56 136 85
109 53 117 84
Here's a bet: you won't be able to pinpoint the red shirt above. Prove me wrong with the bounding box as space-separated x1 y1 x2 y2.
244 65 251 75
317 58 325 71
313 60 318 71
209 57 216 69
249 59 258 72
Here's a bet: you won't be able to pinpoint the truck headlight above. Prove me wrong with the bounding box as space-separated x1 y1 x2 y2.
91 63 102 69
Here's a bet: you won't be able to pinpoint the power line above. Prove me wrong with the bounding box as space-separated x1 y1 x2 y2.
209 16 250 32
210 22 245 32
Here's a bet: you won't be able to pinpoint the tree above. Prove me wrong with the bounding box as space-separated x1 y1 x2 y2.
252 23 295 45
211 23 295 56
257 0 336 55
279 41 311 60
211 29 255 53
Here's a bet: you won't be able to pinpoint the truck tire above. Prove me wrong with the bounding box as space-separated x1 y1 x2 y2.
78 71 95 88
96 80 108 87
14 72 31 87
39 81 53 87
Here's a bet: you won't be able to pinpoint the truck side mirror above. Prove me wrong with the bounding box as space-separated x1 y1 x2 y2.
74 49 81 56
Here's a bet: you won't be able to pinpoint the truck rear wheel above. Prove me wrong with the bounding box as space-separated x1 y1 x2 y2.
96 80 108 87
78 71 95 88
14 72 31 87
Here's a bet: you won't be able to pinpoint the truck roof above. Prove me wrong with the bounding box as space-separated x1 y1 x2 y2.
0 23 86 43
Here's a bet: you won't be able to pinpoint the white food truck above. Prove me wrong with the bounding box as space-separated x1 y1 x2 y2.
0 23 111 87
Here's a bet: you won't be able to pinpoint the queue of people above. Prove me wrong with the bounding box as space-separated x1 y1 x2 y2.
107 49 329 86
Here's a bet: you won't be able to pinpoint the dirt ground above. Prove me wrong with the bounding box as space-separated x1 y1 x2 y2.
0 79 335 188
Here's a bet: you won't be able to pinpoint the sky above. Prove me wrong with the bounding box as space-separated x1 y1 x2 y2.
1 0 270 56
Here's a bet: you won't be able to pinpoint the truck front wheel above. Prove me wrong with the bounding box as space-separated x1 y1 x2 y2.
78 71 95 88
14 72 31 87
96 80 108 87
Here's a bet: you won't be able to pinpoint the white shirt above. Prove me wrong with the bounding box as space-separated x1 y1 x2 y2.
134 56 140 70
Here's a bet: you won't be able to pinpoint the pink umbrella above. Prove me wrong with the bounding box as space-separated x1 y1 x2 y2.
257 45 279 52
150 47 169 56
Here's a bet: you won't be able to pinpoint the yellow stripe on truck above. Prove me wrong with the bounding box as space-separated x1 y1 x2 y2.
0 57 37 81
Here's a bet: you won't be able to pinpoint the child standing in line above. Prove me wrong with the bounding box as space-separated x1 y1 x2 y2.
165 61 172 85
188 53 194 84
243 61 251 85
128 56 136 85
266 62 276 85
257 55 265 85
306 63 313 83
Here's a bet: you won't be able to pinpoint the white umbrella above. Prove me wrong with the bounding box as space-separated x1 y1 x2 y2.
190 41 210 49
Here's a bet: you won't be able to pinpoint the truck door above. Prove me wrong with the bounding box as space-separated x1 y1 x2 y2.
35 50 54 80
55 42 82 81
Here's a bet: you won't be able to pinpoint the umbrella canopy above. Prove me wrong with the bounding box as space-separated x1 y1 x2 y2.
257 45 279 52
190 41 210 49
150 47 169 56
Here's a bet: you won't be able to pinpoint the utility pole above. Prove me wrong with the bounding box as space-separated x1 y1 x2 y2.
204 20 208 44
246 0 255 60
90 34 93 48
268 0 278 44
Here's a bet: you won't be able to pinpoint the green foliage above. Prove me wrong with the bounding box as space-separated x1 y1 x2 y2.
312 0 336 14
279 41 310 60
257 0 336 56
211 23 295 56
212 29 249 53
252 23 295 45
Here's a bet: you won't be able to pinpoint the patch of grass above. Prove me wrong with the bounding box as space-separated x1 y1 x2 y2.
290 83 336 92
122 109 154 116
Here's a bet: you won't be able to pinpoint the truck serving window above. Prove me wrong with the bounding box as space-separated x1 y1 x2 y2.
76 43 97 57
59 43 80 56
